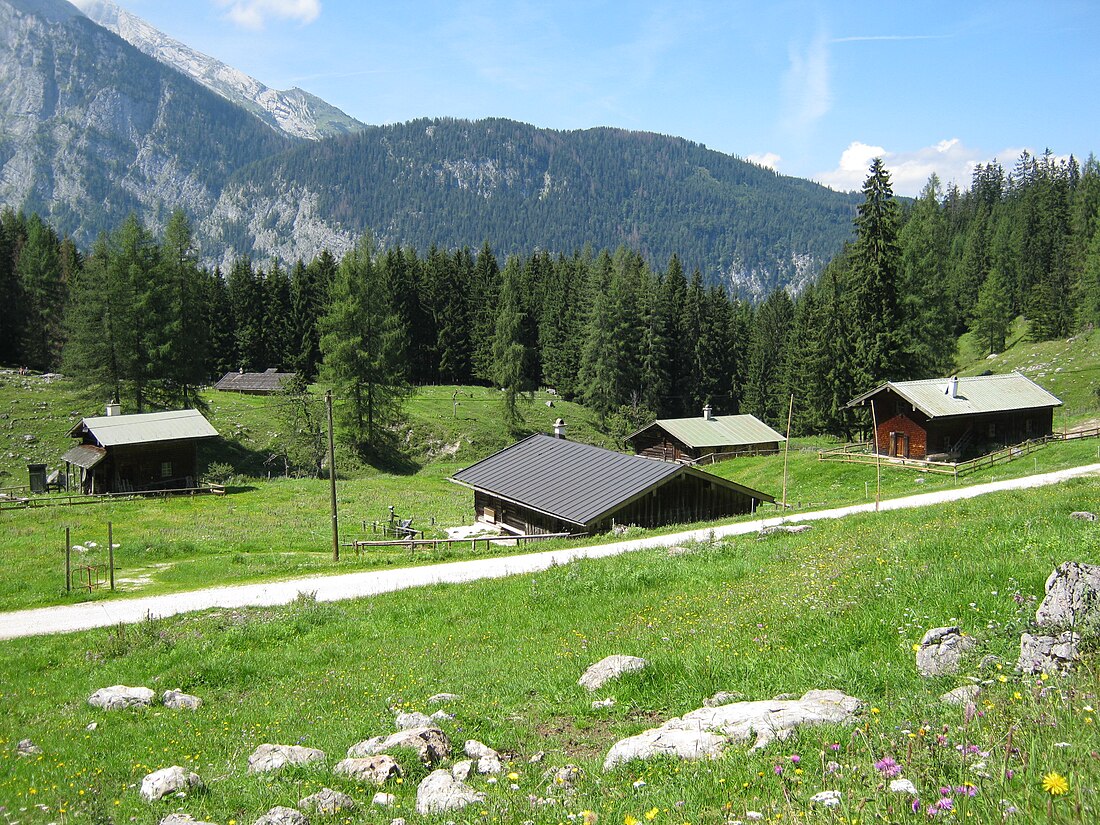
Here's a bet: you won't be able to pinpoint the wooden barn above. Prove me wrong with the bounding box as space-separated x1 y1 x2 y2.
629 405 786 463
847 373 1062 461
214 368 296 394
451 431 774 535
62 406 219 494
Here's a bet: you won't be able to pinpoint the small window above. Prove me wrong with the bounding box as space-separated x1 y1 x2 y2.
160 461 172 478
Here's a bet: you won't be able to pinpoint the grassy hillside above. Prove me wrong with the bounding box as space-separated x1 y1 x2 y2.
1 477 1098 821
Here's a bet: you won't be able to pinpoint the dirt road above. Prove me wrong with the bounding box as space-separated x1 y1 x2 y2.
2 463 1097 641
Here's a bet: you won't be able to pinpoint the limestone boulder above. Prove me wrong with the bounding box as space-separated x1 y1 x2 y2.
578 655 648 691
348 727 451 765
140 766 203 802
299 788 356 815
162 689 202 710
915 627 977 677
415 769 485 815
89 685 155 710
333 755 402 785
603 689 861 770
1017 631 1080 674
252 807 308 825
248 743 326 773
395 711 432 730
940 685 982 706
1035 562 1100 630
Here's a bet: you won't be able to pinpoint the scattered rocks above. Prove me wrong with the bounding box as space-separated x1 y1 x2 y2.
252 806 308 825
890 778 919 795
1035 562 1100 629
140 765 203 802
415 769 485 815
89 685 155 710
372 792 396 807
602 689 862 770
160 815 216 825
16 738 42 756
451 760 472 781
940 685 982 706
162 689 202 710
1070 511 1098 522
395 711 433 729
299 788 356 814
334 755 403 785
578 655 648 691
248 743 326 773
1017 631 1080 674
809 789 842 808
348 727 452 765
464 740 499 759
915 627 977 677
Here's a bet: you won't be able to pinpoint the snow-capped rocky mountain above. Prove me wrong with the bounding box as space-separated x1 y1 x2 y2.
71 0 364 141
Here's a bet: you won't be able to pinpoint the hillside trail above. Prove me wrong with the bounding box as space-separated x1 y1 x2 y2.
2 463 1098 641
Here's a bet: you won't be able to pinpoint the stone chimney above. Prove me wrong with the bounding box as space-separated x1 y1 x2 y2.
703 403 713 421
105 401 121 417
945 376 959 399
553 418 567 439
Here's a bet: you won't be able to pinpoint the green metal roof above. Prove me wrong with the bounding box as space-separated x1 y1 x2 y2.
635 414 786 449
848 373 1062 419
69 409 219 447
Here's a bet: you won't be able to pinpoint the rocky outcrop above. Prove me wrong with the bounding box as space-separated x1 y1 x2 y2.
915 627 977 677
1018 631 1080 674
1035 562 1100 629
347 727 451 765
89 685 155 710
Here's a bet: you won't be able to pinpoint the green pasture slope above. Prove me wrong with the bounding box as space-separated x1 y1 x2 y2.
1 476 1099 822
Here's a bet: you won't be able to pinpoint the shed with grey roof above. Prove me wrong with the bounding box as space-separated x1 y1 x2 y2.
214 368 296 394
847 372 1061 460
63 406 219 494
451 432 774 535
629 405 786 463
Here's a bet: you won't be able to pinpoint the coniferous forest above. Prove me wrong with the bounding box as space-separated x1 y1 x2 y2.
2 150 1098 452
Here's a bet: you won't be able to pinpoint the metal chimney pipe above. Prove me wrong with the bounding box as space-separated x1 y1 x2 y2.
553 418 566 439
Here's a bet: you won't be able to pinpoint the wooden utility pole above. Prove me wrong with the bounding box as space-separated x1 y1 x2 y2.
108 521 115 591
781 394 794 508
326 390 339 561
65 527 71 592
870 400 881 511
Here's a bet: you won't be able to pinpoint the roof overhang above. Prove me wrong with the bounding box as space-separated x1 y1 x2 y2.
61 444 107 470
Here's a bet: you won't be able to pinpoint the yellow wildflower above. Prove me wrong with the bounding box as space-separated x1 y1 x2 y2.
1042 772 1069 796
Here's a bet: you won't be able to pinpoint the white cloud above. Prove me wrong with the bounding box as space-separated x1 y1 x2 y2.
815 139 1026 197
746 152 781 170
213 0 320 30
782 29 831 135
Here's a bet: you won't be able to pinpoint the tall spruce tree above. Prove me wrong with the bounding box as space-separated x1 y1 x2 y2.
849 158 903 390
158 209 207 405
16 214 65 371
319 235 409 452
491 256 531 431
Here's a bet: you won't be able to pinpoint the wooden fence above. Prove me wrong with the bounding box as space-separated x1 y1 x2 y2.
817 426 1100 480
346 531 582 554
0 483 226 511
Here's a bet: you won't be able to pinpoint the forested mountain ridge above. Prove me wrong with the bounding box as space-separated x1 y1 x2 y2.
0 0 861 297
209 118 862 297
71 0 365 141
0 0 291 242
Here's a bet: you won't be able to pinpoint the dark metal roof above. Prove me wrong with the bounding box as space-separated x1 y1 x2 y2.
451 434 773 527
214 369 296 393
60 444 107 469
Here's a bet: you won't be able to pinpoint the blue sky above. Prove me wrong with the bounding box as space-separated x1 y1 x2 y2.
96 0 1099 197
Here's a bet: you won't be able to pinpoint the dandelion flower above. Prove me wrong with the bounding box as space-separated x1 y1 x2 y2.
1042 772 1069 796
644 808 659 821
625 816 640 825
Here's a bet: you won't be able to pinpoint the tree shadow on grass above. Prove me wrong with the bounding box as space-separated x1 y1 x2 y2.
357 435 422 476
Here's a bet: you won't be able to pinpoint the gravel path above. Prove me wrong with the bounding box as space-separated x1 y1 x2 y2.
2 463 1097 641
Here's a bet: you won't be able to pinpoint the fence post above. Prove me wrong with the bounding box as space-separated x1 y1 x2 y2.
108 521 115 591
65 526 71 592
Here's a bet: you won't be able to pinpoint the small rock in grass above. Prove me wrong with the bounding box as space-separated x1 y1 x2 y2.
528 751 546 763
85 722 98 731
89 685 155 710
890 778 919 795
415 769 485 815
395 711 432 730
16 739 42 756
477 755 502 775
299 787 356 814
809 789 842 808
252 806 309 825
1070 511 1097 522
578 655 647 691
941 685 982 706
372 792 395 807
547 764 581 790
451 759 472 781
464 740 499 760
334 756 402 785
140 766 202 802
427 693 460 704
160 815 216 825
348 727 451 765
1017 631 1079 674
248 743 326 773
916 627 977 677
390 819 406 825
162 689 202 710
430 709 454 722
704 691 745 707
592 697 616 709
